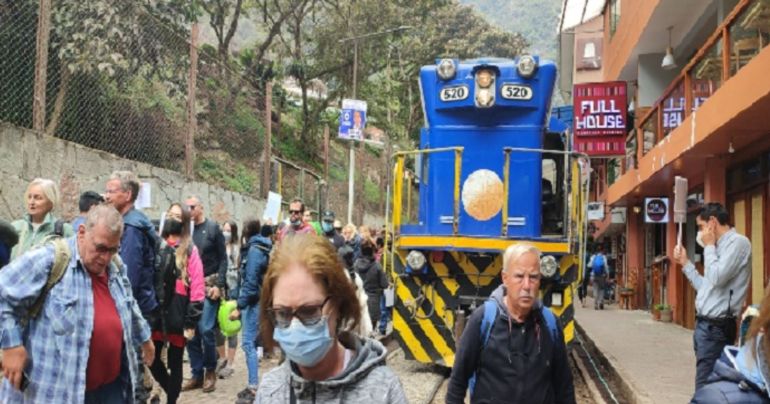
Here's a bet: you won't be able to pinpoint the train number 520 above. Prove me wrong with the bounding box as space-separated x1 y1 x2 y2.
501 84 533 101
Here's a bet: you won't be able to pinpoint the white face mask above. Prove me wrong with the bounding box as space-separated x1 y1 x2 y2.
696 231 705 248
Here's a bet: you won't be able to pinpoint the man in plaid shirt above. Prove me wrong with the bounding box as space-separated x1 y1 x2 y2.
0 204 154 403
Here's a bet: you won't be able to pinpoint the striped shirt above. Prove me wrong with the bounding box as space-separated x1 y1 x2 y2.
682 228 752 318
0 237 151 403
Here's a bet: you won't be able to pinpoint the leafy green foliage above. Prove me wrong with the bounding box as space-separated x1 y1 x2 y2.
195 158 257 194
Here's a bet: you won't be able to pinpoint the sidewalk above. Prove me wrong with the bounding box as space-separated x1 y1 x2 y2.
575 297 695 404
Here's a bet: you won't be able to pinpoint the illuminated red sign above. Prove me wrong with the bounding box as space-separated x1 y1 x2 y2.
572 81 627 156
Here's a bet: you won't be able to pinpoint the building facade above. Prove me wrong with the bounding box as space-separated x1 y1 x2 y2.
560 0 770 328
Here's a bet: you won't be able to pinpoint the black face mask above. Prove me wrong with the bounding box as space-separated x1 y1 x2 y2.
164 219 183 235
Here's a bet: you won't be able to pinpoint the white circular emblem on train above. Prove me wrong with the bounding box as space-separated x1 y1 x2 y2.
461 169 504 221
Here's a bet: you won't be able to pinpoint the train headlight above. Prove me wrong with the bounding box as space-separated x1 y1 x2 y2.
517 55 538 79
406 250 427 272
475 69 495 108
540 255 559 278
475 69 494 89
437 59 456 81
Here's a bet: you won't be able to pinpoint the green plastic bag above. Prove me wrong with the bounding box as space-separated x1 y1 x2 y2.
218 300 242 337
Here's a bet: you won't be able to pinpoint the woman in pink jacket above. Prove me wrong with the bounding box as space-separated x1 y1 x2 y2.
150 202 205 404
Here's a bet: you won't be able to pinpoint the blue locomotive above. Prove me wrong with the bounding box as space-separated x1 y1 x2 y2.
387 56 588 366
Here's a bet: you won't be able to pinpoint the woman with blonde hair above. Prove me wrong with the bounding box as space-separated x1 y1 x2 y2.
692 291 770 402
149 203 205 404
256 234 406 403
11 178 73 259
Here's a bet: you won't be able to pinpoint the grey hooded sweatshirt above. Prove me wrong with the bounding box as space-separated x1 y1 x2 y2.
256 332 407 403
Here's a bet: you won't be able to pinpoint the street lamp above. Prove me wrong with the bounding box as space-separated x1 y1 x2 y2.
338 25 413 224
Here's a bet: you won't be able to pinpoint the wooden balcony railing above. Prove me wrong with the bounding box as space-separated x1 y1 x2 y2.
632 0 770 161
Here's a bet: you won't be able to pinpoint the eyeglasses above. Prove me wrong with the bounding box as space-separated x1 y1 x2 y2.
94 242 120 255
268 297 330 329
289 210 302 215
187 205 197 210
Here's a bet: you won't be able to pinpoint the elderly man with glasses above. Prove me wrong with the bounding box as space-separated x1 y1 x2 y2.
446 243 575 404
277 198 315 242
0 204 154 403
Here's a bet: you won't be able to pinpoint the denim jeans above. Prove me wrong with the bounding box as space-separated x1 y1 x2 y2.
379 295 391 334
694 318 736 389
187 297 219 380
241 303 260 387
593 274 606 308
85 377 126 404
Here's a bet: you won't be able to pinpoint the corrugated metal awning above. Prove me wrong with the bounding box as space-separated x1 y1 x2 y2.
558 0 606 32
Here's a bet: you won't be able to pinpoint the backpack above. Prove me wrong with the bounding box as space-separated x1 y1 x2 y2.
26 238 71 320
154 242 193 307
468 300 559 397
591 254 606 276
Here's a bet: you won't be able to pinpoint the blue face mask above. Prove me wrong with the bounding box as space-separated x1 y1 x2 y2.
273 317 334 367
322 222 333 233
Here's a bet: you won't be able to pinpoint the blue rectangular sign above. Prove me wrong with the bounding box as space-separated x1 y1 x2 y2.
338 99 367 140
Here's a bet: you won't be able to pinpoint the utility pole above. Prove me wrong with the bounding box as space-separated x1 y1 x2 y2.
346 40 358 224
185 22 200 178
339 26 412 225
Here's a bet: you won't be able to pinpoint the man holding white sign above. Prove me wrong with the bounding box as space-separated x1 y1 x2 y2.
673 202 751 390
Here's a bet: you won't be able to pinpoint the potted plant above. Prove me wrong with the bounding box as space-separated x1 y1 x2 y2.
658 304 673 323
652 304 662 321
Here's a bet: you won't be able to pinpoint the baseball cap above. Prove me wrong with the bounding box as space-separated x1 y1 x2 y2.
322 210 335 222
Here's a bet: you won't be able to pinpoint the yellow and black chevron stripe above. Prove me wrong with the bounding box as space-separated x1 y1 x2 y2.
390 247 577 367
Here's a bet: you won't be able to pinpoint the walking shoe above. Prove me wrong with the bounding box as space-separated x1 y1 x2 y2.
181 377 203 391
215 358 227 374
218 365 235 379
236 387 257 404
202 370 217 393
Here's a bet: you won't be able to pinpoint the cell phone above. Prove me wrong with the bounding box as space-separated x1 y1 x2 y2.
20 371 29 392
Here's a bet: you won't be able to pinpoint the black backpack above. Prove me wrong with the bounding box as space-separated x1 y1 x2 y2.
154 242 191 307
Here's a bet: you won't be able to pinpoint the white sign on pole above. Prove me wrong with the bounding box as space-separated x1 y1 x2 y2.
136 182 152 209
587 202 605 221
263 192 282 224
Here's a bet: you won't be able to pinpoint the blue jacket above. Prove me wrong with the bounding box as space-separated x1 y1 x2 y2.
121 208 160 314
691 338 770 403
237 235 272 310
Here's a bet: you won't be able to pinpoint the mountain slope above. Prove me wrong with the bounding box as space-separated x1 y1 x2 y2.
459 0 562 61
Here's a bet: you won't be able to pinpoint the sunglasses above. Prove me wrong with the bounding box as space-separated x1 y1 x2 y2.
289 210 302 214
267 297 330 329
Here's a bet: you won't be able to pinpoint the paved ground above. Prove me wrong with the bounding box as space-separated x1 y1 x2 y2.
576 296 695 404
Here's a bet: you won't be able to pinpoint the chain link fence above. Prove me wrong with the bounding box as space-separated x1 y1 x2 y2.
0 0 267 182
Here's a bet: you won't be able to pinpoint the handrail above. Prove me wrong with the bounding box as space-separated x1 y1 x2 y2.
391 147 464 235
636 0 754 148
501 147 589 241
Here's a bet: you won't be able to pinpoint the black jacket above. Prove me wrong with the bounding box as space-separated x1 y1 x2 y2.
446 285 575 404
192 218 227 288
354 256 387 300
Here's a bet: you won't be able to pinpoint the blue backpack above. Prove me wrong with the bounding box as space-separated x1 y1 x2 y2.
468 300 559 396
591 254 606 276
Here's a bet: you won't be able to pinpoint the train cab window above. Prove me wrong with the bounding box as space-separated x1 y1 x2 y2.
543 132 566 235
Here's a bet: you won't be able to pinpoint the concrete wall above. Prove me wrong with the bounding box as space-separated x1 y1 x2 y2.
0 123 265 224
637 53 680 106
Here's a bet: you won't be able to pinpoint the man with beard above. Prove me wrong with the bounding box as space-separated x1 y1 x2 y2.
446 243 575 404
277 198 315 242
